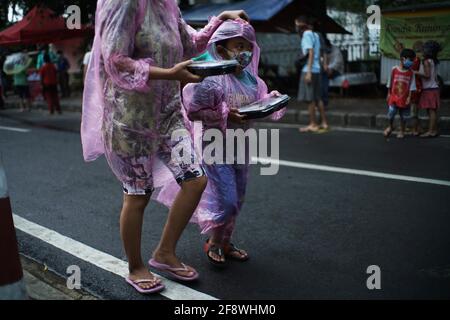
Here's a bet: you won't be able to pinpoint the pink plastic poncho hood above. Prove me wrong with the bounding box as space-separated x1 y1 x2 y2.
208 18 260 77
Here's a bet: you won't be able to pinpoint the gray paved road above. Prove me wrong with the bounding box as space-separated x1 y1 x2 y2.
1 114 449 300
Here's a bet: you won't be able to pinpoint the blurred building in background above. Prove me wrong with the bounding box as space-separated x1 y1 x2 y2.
181 0 349 93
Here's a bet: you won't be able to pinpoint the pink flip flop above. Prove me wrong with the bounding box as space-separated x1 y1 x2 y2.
125 277 165 294
149 259 199 282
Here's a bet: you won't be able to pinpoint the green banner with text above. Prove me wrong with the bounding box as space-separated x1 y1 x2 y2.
380 13 450 60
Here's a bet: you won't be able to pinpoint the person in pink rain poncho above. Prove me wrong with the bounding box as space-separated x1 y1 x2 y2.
157 19 286 266
81 0 248 293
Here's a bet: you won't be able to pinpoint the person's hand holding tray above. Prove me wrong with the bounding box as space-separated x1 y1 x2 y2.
187 60 240 77
239 94 290 120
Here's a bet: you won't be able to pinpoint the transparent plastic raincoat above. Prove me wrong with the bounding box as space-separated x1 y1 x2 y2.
157 19 286 235
81 0 223 194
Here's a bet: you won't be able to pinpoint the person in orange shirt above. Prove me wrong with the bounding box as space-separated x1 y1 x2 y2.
39 53 61 115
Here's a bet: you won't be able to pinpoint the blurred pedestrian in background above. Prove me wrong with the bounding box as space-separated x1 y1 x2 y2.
416 40 441 138
409 42 423 136
0 55 5 109
82 43 92 83
295 16 329 133
36 44 46 70
36 44 58 69
57 50 71 98
39 53 61 115
321 36 344 109
13 50 32 112
384 49 417 139
0 54 6 108
0 72 4 109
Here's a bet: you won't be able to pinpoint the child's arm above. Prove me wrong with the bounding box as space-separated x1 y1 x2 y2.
178 16 223 60
257 78 286 121
386 67 395 104
406 74 417 106
183 79 228 131
416 59 431 79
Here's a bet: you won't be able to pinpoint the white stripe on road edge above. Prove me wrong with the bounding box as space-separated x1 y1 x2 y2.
12 214 217 300
0 126 31 133
253 157 450 187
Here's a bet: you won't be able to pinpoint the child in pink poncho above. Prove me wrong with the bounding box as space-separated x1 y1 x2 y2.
81 0 248 293
158 19 286 266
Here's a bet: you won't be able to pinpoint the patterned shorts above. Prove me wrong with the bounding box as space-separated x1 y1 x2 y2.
106 129 205 196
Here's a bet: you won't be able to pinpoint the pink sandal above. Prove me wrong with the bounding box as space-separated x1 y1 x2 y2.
149 259 199 282
125 277 165 294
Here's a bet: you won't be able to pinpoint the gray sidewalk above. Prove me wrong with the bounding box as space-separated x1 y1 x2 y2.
2 93 450 133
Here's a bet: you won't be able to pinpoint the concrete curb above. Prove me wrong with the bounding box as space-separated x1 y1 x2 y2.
4 99 82 113
275 108 450 134
21 255 99 300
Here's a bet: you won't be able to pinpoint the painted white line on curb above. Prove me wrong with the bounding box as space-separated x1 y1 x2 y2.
13 214 217 300
0 126 31 133
253 157 450 187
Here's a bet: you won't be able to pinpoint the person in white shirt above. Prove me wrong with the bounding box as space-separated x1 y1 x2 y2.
296 16 329 133
82 44 92 83
415 40 441 138
321 36 344 108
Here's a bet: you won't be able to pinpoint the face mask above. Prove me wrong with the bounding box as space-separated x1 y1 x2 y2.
403 59 413 69
224 48 253 69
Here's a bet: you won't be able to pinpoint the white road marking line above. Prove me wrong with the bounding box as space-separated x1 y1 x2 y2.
0 126 31 133
13 214 217 300
253 157 450 187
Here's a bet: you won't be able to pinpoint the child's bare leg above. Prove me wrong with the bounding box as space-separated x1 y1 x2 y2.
429 109 438 134
412 117 421 135
300 102 319 132
121 194 161 289
308 102 318 128
153 176 207 276
411 104 422 135
384 119 394 137
19 99 25 112
207 226 226 263
222 216 248 260
421 109 438 137
317 100 329 129
397 120 406 139
384 106 396 138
